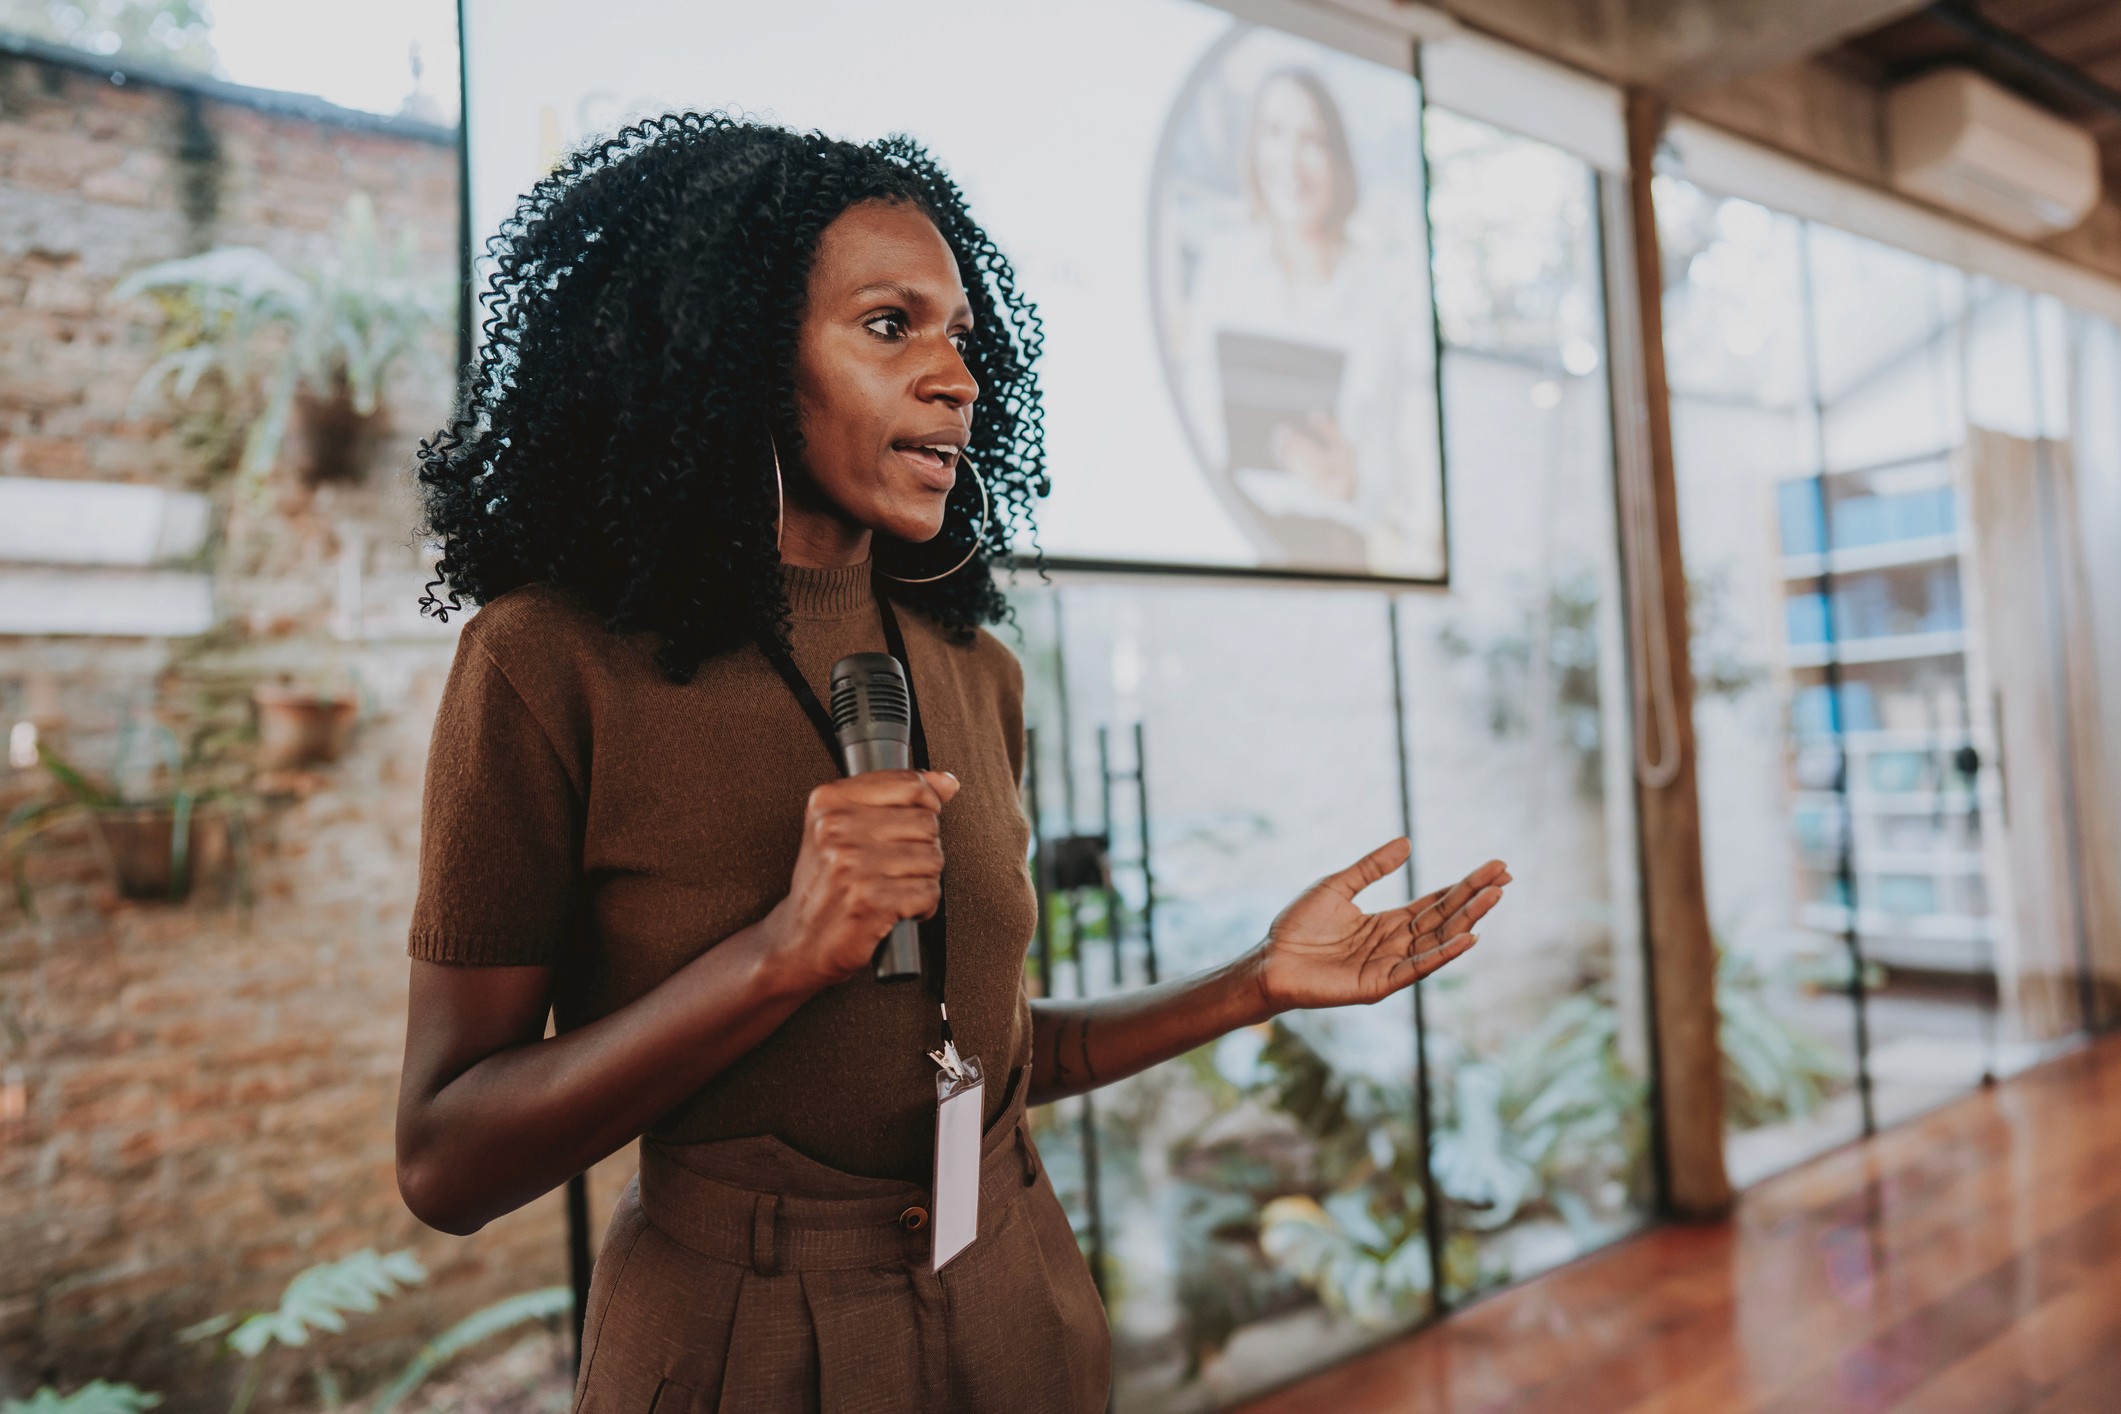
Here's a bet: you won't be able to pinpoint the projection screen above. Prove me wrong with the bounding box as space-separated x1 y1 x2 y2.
461 0 1447 582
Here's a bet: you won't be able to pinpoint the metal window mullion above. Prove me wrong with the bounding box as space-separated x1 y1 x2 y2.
1796 223 1878 1138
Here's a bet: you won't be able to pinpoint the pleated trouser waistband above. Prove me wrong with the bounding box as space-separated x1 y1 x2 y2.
636 1092 1041 1274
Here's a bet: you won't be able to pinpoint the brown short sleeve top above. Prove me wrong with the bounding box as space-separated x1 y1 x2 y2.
408 561 1038 1181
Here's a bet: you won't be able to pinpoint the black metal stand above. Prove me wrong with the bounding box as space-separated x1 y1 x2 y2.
1095 724 1159 985
566 1171 592 1374
1796 231 1878 1138
1023 711 1160 1305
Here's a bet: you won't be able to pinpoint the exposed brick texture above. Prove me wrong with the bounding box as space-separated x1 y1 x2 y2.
0 52 628 1410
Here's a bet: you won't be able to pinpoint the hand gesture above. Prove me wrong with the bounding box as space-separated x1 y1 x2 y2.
768 769 959 989
1271 411 1359 501
1251 840 1508 1014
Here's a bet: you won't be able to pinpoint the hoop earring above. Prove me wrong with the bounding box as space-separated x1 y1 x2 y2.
881 455 991 584
769 435 786 554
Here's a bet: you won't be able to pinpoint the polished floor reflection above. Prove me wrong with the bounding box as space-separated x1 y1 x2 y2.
1237 1034 2121 1413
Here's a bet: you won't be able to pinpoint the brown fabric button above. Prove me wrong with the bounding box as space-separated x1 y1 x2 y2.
898 1205 929 1232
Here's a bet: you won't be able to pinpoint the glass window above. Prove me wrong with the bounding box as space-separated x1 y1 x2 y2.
1663 180 2115 1180
2063 311 2121 1031
1807 226 1967 473
1959 286 2104 1065
1655 180 1808 414
1007 104 1651 1411
1408 109 1653 1302
1661 184 1870 1185
1016 584 1418 1412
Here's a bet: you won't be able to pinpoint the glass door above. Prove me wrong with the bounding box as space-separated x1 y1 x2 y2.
1662 181 2115 1186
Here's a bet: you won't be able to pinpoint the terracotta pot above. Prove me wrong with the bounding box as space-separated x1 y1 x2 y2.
254 686 358 768
89 806 228 902
289 383 387 485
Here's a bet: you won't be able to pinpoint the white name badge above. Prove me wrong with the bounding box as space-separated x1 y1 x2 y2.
930 1051 985 1272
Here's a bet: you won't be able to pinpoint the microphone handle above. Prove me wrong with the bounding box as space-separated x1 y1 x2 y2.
874 919 924 982
841 737 925 982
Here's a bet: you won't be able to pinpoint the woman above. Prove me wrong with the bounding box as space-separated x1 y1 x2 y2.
1175 66 1442 575
397 114 1505 1413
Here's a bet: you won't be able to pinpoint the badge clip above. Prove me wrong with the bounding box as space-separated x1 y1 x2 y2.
928 1038 969 1084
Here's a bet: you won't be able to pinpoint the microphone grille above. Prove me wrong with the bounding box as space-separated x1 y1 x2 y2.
829 659 910 732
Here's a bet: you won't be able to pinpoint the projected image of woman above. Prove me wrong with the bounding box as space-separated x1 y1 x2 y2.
1174 64 1441 575
395 114 1504 1411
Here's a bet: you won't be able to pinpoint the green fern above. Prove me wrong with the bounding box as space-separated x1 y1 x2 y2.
1258 1191 1433 1327
2 1384 162 1414
369 1287 573 1413
223 1249 427 1358
1717 946 1852 1128
183 1248 426 1414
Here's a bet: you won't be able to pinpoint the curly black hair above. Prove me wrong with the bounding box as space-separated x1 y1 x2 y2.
416 113 1047 682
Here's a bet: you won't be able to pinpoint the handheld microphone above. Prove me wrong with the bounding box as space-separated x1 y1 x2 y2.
829 652 924 981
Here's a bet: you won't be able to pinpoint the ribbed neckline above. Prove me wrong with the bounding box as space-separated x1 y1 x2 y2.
780 559 877 620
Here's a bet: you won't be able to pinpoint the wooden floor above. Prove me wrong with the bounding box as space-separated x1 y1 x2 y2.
1236 1033 2121 1414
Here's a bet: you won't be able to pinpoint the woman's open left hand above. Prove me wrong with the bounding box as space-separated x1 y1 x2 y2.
1249 841 1508 1015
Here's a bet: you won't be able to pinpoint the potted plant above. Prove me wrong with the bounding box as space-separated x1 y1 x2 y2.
114 193 453 494
4 727 247 914
251 678 360 769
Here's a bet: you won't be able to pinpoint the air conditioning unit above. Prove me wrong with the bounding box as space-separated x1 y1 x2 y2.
1885 66 2100 240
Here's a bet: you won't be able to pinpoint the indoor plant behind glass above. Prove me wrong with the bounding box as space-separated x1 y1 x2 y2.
115 193 453 496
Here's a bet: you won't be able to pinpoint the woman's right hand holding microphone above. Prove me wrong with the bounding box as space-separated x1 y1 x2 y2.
763 769 960 990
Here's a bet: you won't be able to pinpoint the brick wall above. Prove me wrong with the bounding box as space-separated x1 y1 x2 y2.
0 48 622 1409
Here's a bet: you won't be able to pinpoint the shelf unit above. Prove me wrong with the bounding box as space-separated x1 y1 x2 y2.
1792 788 1978 816
1799 847 1985 875
1785 631 1964 668
1779 532 1965 580
1777 459 1998 976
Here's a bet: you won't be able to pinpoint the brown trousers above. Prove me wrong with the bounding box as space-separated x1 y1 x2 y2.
572 1072 1111 1412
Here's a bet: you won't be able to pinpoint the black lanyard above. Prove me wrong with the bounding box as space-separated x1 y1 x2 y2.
756 579 949 1015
